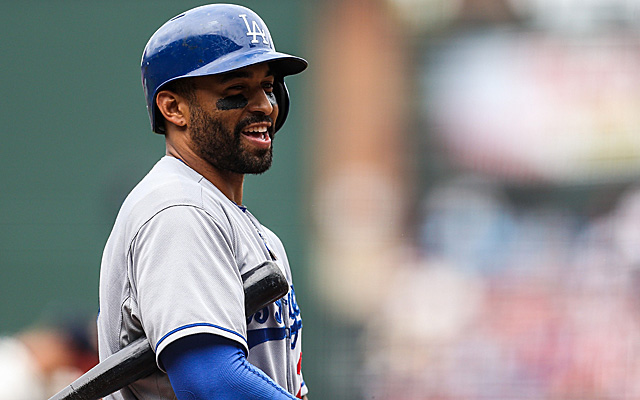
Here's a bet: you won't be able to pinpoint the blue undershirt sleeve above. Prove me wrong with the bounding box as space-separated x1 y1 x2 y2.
159 333 298 400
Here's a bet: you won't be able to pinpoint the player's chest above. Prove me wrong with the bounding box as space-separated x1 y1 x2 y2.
233 213 279 266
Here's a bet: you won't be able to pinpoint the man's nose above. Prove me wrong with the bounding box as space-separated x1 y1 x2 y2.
247 89 277 116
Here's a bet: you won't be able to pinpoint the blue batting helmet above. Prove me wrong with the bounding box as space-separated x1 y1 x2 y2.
141 4 308 134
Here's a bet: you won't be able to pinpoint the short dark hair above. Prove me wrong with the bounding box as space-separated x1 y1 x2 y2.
161 78 196 103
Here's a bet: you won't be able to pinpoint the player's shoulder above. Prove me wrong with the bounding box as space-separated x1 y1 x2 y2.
126 157 204 211
116 156 237 233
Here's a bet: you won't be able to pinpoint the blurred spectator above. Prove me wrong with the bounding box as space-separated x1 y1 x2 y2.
0 311 98 399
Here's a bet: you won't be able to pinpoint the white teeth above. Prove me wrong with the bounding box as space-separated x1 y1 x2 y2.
245 126 268 133
243 125 270 141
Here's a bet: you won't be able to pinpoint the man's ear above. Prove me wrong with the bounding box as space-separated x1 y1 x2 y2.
156 90 189 130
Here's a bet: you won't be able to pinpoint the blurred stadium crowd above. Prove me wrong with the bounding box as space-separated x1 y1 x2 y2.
364 179 640 399
343 0 640 398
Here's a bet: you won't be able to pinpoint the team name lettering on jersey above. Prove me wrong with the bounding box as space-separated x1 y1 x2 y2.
247 285 302 350
239 14 269 45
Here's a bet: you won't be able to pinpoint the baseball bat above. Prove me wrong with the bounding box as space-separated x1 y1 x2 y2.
49 261 289 400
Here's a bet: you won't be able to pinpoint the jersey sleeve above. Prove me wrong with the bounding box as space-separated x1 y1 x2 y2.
129 205 247 366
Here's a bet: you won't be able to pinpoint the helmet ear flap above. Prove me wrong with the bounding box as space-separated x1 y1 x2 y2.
273 79 290 133
153 103 166 134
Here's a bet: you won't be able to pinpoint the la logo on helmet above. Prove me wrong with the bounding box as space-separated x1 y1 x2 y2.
239 14 269 44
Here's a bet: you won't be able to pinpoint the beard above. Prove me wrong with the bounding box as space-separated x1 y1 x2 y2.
189 104 274 174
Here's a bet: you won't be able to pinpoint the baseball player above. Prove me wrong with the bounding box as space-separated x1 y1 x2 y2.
97 4 308 399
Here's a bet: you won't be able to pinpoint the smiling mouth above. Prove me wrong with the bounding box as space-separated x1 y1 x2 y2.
243 125 269 139
241 123 272 147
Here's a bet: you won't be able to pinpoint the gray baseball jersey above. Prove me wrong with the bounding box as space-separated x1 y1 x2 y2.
97 156 307 399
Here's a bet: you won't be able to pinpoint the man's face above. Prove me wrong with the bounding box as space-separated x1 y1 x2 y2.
187 63 279 174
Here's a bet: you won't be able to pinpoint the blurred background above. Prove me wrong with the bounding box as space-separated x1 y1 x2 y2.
3 0 640 399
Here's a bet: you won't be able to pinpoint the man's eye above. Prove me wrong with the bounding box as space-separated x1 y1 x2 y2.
263 82 274 91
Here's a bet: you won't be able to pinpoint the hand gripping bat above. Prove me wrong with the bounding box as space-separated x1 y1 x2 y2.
49 261 289 400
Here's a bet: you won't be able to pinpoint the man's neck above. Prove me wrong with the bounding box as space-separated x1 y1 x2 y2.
166 148 245 205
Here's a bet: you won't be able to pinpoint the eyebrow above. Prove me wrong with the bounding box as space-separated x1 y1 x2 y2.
218 68 274 84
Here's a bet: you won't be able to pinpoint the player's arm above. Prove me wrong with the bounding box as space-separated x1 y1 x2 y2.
160 333 299 400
